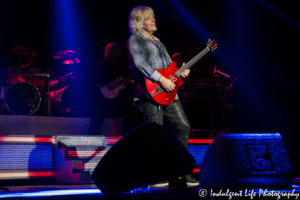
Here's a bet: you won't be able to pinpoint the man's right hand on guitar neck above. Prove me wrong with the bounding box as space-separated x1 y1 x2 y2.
158 76 175 92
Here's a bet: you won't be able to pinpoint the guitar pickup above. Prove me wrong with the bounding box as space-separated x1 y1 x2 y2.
150 85 164 97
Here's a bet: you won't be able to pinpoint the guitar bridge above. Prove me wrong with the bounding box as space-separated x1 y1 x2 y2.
150 86 164 97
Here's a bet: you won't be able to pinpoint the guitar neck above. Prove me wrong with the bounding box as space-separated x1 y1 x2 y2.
118 78 130 86
118 80 125 85
175 47 210 77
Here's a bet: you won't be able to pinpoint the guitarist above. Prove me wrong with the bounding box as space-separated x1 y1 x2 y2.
126 6 199 187
95 43 134 133
97 43 123 93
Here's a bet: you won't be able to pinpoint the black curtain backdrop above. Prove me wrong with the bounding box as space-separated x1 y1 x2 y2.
1 0 300 175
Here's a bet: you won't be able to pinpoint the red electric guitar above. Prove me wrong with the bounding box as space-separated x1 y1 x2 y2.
145 39 218 105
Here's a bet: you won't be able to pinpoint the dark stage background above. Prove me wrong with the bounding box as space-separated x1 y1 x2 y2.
0 0 300 175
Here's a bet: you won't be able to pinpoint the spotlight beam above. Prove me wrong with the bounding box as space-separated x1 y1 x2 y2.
256 0 300 30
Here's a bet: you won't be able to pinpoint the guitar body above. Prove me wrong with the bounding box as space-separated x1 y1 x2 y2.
100 77 126 99
145 39 218 105
145 62 183 105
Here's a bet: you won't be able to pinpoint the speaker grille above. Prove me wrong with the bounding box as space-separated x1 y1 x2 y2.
0 144 53 170
65 147 110 160
72 160 100 172
57 136 106 148
187 144 210 167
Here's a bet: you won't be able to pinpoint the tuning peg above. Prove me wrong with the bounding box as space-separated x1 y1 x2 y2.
211 47 218 51
206 39 211 45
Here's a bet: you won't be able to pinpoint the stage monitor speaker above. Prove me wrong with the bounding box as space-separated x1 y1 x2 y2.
91 121 195 194
199 133 293 189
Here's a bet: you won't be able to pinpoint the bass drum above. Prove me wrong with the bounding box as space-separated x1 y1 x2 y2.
5 82 41 115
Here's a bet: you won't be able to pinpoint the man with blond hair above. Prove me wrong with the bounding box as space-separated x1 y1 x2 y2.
126 6 199 187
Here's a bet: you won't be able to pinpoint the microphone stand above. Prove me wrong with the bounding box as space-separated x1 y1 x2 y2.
213 66 239 89
214 66 230 78
227 75 239 89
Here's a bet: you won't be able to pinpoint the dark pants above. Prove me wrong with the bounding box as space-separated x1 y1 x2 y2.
140 99 190 149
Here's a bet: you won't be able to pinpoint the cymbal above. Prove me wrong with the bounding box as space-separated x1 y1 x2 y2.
12 46 36 55
63 60 74 65
64 72 76 76
62 57 80 65
49 76 61 87
52 50 76 59
61 71 82 81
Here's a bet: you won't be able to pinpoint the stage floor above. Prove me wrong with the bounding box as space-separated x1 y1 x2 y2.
1 184 300 200
0 184 198 199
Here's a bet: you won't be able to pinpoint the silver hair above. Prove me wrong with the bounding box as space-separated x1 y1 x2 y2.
128 6 154 35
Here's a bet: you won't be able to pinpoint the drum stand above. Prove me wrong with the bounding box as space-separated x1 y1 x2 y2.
40 73 51 116
47 74 51 116
0 101 4 115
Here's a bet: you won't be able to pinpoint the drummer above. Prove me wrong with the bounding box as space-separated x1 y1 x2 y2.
26 52 39 69
26 53 45 87
6 51 40 85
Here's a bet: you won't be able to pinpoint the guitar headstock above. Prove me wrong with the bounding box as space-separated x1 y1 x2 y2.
206 39 218 51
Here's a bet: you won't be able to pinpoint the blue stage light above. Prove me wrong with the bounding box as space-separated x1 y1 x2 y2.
0 189 101 199
256 0 300 30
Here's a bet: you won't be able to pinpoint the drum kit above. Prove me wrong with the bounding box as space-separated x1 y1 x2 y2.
0 46 84 116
